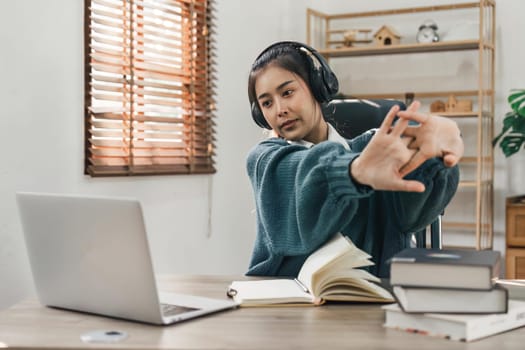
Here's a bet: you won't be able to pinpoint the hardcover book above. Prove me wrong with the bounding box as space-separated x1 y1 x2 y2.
227 234 394 306
383 300 525 342
392 285 508 314
389 248 501 290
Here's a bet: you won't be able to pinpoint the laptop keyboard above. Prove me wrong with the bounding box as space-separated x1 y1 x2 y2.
160 303 199 317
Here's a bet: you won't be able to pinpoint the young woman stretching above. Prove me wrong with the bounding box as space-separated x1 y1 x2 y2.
246 41 463 278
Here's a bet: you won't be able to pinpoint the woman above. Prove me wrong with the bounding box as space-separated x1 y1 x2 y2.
246 41 463 278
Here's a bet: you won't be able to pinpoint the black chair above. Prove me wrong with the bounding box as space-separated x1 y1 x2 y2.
324 98 442 249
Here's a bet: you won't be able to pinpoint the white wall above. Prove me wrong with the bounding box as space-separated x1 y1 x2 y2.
1 0 523 310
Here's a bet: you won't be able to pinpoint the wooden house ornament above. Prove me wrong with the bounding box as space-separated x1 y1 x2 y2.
446 95 458 111
373 25 401 46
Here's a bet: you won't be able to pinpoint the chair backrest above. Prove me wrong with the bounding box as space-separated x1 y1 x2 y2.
323 98 406 139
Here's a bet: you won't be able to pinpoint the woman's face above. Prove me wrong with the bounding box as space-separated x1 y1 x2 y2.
254 64 327 143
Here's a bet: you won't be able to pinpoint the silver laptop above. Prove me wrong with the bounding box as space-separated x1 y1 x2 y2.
16 192 239 325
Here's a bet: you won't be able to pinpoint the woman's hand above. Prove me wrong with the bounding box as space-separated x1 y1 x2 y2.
350 104 425 192
397 101 464 177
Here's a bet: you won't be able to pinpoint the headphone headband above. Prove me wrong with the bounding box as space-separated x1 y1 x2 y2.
253 41 321 66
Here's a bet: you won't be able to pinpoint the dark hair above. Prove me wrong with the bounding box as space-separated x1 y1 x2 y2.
247 44 312 111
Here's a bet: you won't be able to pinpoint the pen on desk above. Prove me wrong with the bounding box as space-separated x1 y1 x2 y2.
294 278 310 293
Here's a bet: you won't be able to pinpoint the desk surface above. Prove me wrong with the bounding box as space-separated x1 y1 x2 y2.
1 275 525 349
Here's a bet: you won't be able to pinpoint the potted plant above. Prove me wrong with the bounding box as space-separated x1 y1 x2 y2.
493 89 525 157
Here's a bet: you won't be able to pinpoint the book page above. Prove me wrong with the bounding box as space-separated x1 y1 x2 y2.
298 233 364 292
228 279 315 306
313 266 381 295
324 249 374 271
317 269 393 301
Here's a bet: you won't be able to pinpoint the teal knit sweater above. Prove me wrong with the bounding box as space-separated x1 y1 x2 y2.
246 130 459 278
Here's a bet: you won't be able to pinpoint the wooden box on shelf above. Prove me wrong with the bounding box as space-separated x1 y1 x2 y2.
506 195 525 279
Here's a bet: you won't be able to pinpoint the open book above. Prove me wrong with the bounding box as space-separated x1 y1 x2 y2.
228 233 394 306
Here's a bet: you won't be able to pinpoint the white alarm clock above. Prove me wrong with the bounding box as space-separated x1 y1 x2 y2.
417 20 440 43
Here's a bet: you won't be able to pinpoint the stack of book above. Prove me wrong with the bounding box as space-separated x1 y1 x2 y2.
383 247 525 341
389 247 505 314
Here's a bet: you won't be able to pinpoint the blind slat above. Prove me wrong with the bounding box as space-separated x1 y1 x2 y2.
92 120 129 129
132 149 188 157
132 69 191 83
132 61 186 77
92 0 124 11
91 63 131 75
90 8 128 22
90 129 130 138
134 122 185 132
91 148 129 157
132 131 185 139
90 139 129 147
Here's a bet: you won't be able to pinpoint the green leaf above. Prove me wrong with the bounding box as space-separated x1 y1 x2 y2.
494 112 517 147
499 134 525 157
508 89 525 116
514 116 525 134
503 111 518 129
494 89 525 157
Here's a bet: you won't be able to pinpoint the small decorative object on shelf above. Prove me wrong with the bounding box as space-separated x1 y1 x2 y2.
416 19 440 43
430 100 446 113
445 95 473 112
342 29 373 47
429 96 472 113
373 25 401 46
404 92 415 106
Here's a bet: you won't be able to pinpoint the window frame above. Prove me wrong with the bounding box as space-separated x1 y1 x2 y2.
84 0 216 176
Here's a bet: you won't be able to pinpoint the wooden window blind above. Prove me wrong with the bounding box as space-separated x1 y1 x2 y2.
84 0 216 176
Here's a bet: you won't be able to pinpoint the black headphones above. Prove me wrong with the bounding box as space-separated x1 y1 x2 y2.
250 41 339 129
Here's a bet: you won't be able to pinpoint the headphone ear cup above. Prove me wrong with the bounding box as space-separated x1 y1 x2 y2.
307 50 339 103
251 101 271 129
309 69 327 103
309 66 339 103
322 69 340 99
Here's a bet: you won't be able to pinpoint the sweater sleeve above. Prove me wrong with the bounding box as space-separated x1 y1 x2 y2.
246 138 373 257
387 159 459 233
349 129 460 234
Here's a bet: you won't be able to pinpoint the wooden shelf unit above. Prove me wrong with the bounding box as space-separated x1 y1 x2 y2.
307 0 495 250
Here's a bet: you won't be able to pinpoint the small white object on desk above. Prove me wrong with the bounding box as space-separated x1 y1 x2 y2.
80 330 128 343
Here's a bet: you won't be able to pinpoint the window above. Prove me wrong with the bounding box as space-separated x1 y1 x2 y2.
84 0 216 176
